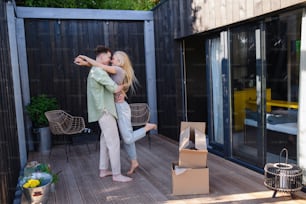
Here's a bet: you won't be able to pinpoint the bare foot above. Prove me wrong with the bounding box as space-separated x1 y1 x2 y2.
113 174 132 182
127 160 139 175
99 169 112 178
144 123 157 132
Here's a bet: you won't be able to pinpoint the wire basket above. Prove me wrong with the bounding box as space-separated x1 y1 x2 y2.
264 148 303 194
129 103 150 126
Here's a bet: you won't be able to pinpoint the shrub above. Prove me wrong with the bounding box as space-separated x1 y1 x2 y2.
26 95 59 127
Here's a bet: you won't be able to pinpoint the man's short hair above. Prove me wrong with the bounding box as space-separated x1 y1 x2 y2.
95 45 112 57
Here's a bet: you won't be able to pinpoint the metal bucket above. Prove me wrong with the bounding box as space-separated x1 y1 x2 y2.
33 127 51 154
22 172 52 204
273 162 293 189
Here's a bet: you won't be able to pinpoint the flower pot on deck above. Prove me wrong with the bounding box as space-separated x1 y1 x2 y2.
33 127 51 154
22 172 52 204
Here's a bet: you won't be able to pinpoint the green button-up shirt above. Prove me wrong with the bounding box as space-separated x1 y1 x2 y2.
87 66 118 122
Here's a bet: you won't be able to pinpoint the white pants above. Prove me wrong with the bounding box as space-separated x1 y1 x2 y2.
98 111 121 175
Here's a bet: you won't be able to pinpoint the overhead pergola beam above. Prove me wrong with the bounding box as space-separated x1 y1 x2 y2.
16 6 153 20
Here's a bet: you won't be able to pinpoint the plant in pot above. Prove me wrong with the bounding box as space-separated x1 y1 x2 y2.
26 95 59 153
19 161 62 203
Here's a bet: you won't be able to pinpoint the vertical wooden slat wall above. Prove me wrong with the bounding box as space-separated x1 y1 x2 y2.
0 1 21 204
25 19 147 122
153 1 192 140
160 0 306 39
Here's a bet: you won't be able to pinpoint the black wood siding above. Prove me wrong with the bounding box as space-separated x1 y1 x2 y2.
25 19 147 124
153 0 209 140
0 1 21 203
153 0 186 140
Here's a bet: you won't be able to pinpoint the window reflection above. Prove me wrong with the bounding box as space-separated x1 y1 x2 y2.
231 9 301 165
265 11 301 162
231 24 259 164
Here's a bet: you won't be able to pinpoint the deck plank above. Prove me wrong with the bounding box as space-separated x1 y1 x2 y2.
22 135 306 203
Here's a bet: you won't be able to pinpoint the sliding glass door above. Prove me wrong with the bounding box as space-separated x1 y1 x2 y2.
230 24 265 165
196 8 302 168
230 10 302 166
265 10 302 163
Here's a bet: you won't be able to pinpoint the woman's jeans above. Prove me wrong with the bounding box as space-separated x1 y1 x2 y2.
116 101 146 160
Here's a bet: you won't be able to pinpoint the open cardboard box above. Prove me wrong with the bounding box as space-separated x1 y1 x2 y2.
179 122 207 168
172 162 209 195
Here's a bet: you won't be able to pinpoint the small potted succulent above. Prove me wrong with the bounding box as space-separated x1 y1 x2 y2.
26 95 59 153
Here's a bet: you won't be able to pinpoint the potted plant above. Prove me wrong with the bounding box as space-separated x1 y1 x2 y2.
26 95 59 153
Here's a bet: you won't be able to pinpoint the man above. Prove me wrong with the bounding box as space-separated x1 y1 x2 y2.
75 46 132 182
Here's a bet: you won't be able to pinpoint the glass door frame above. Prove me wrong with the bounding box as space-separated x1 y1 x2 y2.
189 22 277 168
254 24 267 167
224 22 267 168
194 8 304 172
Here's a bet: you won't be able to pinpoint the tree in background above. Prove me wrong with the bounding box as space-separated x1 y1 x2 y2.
16 0 161 10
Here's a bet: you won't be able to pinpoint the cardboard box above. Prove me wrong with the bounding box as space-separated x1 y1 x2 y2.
179 122 207 168
180 121 206 133
172 162 209 195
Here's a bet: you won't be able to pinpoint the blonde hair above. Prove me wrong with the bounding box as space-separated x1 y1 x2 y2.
113 51 138 94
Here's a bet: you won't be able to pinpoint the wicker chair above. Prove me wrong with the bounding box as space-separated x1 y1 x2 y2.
129 103 151 148
45 110 87 161
45 110 85 135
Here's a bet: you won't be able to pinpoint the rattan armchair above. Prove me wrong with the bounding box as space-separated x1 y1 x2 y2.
44 110 87 161
45 110 85 135
129 103 151 148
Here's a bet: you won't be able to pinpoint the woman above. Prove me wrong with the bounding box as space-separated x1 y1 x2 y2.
75 51 157 175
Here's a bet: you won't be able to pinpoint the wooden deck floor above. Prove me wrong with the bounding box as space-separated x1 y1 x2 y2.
23 135 306 204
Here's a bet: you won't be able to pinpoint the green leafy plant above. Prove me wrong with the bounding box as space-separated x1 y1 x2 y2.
26 95 59 128
35 163 61 184
19 0 160 10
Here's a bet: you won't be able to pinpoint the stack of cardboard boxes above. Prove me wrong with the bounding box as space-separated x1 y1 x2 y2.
171 122 209 195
